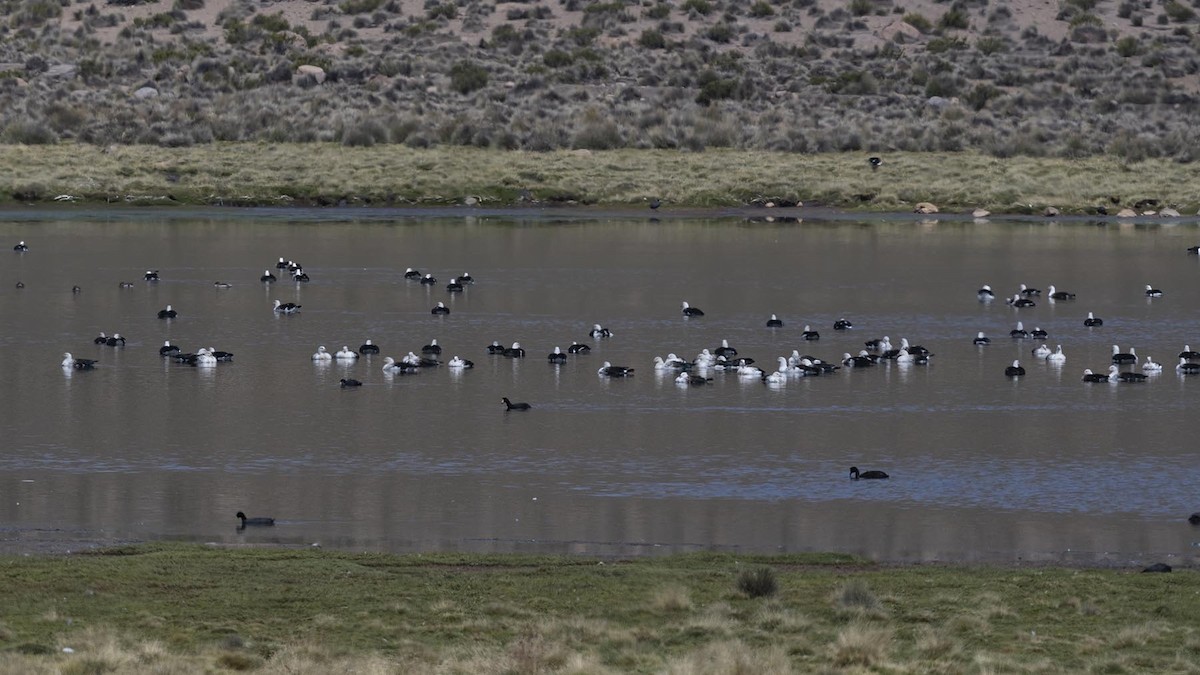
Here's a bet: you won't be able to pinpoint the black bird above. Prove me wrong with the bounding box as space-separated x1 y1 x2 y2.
1188 513 1200 525
446 278 464 293
850 466 888 480
714 340 737 358
502 397 531 411
801 325 820 341
972 332 990 345
1082 369 1110 383
680 374 713 385
1031 327 1048 339
420 274 437 285
503 342 525 358
1178 345 1200 360
62 353 97 370
261 269 276 283
340 378 363 388
1188 246 1200 255
842 353 875 368
276 257 289 269
977 284 995 301
681 301 704 317
359 339 380 354
1084 312 1103 327
209 349 234 361
1010 322 1030 339
105 334 126 347
567 342 591 354
1007 294 1036 308
1005 360 1026 377
486 341 506 355
159 341 181 356
1018 284 1041 297
458 273 475 284
13 240 28 252
273 300 301 313
1047 285 1075 300
766 314 784 328
404 267 421 279
597 362 635 377
236 511 275 527
72 285 81 294
868 157 882 171
292 268 310 282
144 270 159 281
431 302 450 315
548 347 567 364
833 318 853 330
589 324 613 338
157 304 177 319
1145 284 1164 298
94 332 108 345
1142 563 1172 573
15 281 24 288
421 339 442 355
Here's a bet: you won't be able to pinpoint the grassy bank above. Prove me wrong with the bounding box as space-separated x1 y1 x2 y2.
0 544 1197 673
3 144 1199 215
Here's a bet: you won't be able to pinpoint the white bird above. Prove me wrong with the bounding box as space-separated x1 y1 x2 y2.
447 355 473 369
737 364 765 378
194 348 217 367
977 284 995 301
402 351 422 366
1142 356 1163 372
1047 345 1066 363
1032 343 1051 359
894 349 914 364
763 370 787 385
335 346 359 360
312 345 332 361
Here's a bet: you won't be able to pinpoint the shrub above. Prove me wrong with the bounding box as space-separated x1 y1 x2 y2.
681 0 712 15
174 0 204 10
705 23 734 43
251 12 290 32
339 0 384 14
902 12 932 33
542 49 573 67
645 3 670 19
749 0 774 18
736 567 778 598
926 36 967 53
975 36 1007 54
1165 1 1195 22
1 121 58 144
964 83 1000 110
938 8 969 30
449 60 488 94
849 0 873 17
838 579 881 611
638 29 666 48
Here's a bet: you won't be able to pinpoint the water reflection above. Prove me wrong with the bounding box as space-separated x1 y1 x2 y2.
2 210 1200 563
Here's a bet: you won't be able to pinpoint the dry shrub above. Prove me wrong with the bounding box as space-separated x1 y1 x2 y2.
663 640 794 675
651 584 694 612
831 623 892 667
735 567 778 599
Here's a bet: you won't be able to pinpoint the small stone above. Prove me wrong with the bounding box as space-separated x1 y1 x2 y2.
1160 207 1180 217
1043 206 1060 217
463 196 478 206
296 64 326 84
913 202 939 214
972 208 990 218
133 86 158 99
1116 208 1137 218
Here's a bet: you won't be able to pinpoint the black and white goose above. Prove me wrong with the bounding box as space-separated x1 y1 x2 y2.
276 257 289 269
972 331 990 345
503 342 525 358
1005 360 1026 377
1178 358 1200 374
681 301 704 317
291 268 310 282
1018 283 1041 297
404 267 421 279
1179 345 1200 360
502 397 531 410
340 378 363 388
421 339 442 355
842 352 875 368
448 356 474 369
1084 312 1103 327
144 270 159 281
801 325 820 341
236 511 275 527
431 302 450 315
420 274 437 285
335 346 359 360
548 347 567 364
93 332 108 345
106 333 126 347
446 278 464 293
714 339 737 358
273 299 301 313
1007 294 1035 308
1009 322 1029 339
1081 368 1109 382
1047 285 1076 300
766 314 784 328
61 352 97 370
833 318 853 330
157 304 177 319
486 341 506 354
1145 284 1164 298
977 284 995 301
676 372 713 385
359 339 380 354
1111 345 1137 365
458 272 474 284
850 467 888 480
261 270 276 283
598 361 635 377
567 342 591 354
1109 365 1147 382
13 240 28 252
590 324 613 338
159 340 180 356
1032 343 1051 359
1031 327 1048 339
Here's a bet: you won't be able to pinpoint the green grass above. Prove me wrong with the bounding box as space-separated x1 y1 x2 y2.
3 144 1200 214
0 544 1198 673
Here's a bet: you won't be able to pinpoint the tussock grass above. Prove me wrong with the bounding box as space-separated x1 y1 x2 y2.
0 545 1198 672
3 144 1200 214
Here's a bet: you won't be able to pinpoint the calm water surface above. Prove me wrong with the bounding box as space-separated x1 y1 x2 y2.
2 208 1199 564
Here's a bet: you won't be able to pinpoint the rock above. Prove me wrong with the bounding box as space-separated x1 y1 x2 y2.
913 202 939 214
927 96 952 109
1116 208 1137 218
296 64 325 84
1043 206 1060 217
1160 207 1180 217
15 77 27 87
275 31 309 50
463 196 478 206
1142 210 1157 216
1188 512 1200 525
45 64 77 79
972 208 990 218
133 86 158 99
1141 562 1172 573
878 20 922 43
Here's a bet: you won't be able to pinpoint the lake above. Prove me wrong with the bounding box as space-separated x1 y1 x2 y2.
2 207 1199 565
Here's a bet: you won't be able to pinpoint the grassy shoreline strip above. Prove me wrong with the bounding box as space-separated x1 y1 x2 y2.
0 543 1197 672
3 144 1199 215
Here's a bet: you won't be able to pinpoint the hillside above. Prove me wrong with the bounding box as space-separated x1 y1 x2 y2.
1 0 1200 160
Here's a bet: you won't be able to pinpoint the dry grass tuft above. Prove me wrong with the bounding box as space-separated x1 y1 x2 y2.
663 640 795 675
831 623 892 667
651 584 695 612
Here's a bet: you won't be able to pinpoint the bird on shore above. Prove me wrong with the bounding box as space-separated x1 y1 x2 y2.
502 397 531 410
850 466 888 480
236 511 275 527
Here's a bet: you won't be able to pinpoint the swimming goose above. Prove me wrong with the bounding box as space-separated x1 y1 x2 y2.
1031 327 1048 339
106 333 126 347
850 467 888 480
977 284 995 301
973 331 990 345
276 257 289 269
842 352 874 368
567 342 591 354
291 268 310 282
261 270 276 282
1032 344 1051 359
1005 360 1025 377
61 352 96 369
448 356 474 369
287 261 300 272
160 341 181 356
487 340 506 354
1179 345 1200 360
93 332 108 344
589 324 613 338
1082 369 1109 382
1010 322 1029 339
431 302 450 315
694 349 716 368
1142 356 1163 372
1111 345 1137 365
1047 285 1076 300
1019 283 1041 297
762 370 786 385
598 361 635 377
459 273 474 284
404 267 421 279
714 339 737 358
676 372 713 385
335 346 359 360
446 278 464 293
421 339 442 355
503 342 525 358
420 273 437 285
381 357 417 374
157 304 177 319
194 348 218 367
236 511 274 527
340 378 363 387
766 314 784 327
1084 312 1103 327
502 397 531 410
13 240 28 252
548 347 567 364
801 325 820 341
1007 294 1035 308
864 336 888 350
1047 345 1066 363
359 339 380 354
144 270 159 281
273 299 301 313
1108 365 1147 382
737 363 765 378
681 301 705 317
833 318 853 330
1178 359 1200 374
213 281 232 289
1145 284 1164 297
207 348 234 361
312 345 332 361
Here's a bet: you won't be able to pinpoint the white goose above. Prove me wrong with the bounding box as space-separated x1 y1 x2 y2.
335 346 359 360
312 345 332 361
1047 345 1066 363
